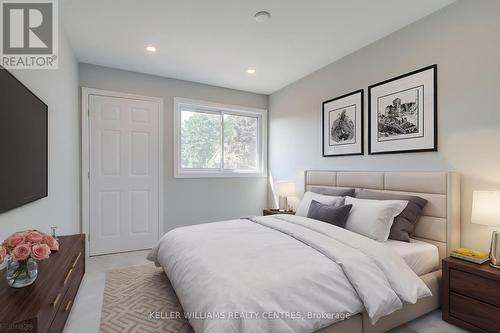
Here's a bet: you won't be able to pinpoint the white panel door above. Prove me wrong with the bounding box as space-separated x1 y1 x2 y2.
89 95 159 255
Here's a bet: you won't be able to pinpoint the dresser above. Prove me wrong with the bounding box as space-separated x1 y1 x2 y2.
442 257 500 333
0 234 85 333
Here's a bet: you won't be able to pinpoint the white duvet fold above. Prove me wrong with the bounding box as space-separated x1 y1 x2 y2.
148 215 431 333
261 215 431 305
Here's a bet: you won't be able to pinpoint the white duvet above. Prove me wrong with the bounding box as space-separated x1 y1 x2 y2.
148 215 431 333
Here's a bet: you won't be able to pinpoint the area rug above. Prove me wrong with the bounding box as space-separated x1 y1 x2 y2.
100 265 194 333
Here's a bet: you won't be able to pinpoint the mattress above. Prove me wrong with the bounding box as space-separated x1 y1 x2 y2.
385 238 439 276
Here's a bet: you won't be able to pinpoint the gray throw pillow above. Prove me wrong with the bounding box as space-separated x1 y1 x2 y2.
307 200 352 228
310 187 355 197
355 190 428 242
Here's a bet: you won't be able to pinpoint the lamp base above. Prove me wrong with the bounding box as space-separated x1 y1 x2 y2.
278 196 287 211
489 230 500 269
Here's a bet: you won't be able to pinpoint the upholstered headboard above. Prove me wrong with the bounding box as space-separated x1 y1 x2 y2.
304 171 461 261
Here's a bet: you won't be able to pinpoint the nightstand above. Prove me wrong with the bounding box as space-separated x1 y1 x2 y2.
263 209 295 216
442 257 500 332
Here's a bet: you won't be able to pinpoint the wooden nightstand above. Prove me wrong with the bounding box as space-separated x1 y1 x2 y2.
263 209 295 216
442 257 500 333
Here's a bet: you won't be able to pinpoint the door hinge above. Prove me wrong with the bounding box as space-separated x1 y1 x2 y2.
88 234 90 242
88 107 90 116
87 171 90 179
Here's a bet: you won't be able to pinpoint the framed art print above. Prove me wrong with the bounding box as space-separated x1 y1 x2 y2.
322 89 363 157
368 65 437 154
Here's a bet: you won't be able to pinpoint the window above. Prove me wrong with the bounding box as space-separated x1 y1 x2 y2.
174 98 267 178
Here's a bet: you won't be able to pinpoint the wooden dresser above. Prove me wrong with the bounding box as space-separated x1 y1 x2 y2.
442 257 500 333
0 234 85 333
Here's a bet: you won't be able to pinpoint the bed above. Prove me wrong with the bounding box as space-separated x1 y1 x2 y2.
149 170 460 333
305 171 460 333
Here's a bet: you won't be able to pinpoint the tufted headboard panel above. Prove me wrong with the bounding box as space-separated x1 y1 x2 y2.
304 170 461 261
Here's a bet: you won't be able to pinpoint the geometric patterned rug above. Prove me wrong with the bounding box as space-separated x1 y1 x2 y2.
100 265 194 333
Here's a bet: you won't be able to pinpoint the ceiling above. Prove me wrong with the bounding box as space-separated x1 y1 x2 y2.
61 0 454 94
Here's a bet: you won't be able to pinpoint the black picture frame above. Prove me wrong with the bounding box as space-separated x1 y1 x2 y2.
322 89 364 157
368 64 437 155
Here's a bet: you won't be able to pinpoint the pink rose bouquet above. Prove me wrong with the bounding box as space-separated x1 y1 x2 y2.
1 230 59 264
1 230 59 287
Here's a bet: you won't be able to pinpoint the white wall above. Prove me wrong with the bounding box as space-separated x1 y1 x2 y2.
268 0 500 251
0 30 80 239
79 64 268 232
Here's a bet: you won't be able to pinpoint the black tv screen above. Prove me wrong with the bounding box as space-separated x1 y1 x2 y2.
0 68 48 213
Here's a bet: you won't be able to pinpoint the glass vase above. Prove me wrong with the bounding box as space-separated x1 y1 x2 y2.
6 257 38 288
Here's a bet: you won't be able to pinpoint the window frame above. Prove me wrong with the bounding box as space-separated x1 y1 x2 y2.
174 97 267 178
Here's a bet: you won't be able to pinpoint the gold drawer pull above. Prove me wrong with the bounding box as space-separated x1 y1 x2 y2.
64 300 73 312
63 268 73 286
52 293 61 306
72 252 82 268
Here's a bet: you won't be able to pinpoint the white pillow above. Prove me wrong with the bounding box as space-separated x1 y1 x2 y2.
344 196 408 242
296 191 345 217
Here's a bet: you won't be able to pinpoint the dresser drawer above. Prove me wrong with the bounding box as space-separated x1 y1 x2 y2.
60 251 83 288
450 292 500 333
47 274 81 333
47 250 83 333
35 250 83 333
450 268 500 307
36 289 66 333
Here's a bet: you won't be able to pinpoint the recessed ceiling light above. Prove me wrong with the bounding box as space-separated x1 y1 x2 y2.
246 68 256 74
146 45 157 52
254 11 271 23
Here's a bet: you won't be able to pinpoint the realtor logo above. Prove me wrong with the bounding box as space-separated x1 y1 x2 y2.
1 0 58 69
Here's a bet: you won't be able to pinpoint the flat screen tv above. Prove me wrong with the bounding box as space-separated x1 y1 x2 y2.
0 68 48 213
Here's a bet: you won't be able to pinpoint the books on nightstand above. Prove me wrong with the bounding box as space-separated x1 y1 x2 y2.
451 248 489 264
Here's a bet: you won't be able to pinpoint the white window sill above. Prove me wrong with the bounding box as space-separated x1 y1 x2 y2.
174 170 267 179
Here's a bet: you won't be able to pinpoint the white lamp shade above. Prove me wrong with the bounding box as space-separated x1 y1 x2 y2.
471 191 500 226
275 181 296 197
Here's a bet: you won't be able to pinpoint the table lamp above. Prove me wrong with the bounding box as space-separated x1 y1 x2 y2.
275 181 296 211
471 191 500 268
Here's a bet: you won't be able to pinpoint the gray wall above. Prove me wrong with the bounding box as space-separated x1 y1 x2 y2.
79 64 268 232
0 30 80 240
268 0 500 251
